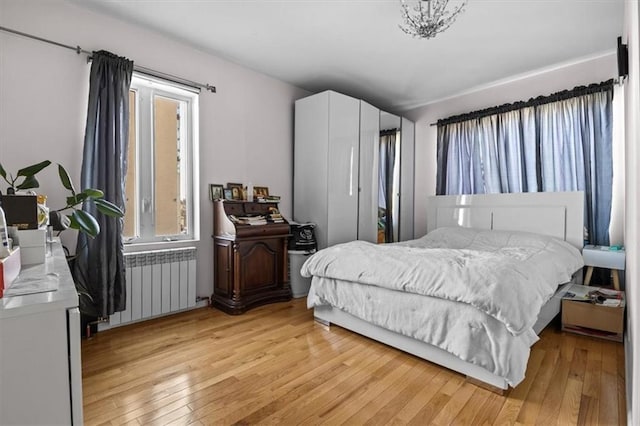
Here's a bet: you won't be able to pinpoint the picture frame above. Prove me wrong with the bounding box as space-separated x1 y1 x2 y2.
223 189 233 200
209 184 224 201
227 182 243 200
254 186 269 197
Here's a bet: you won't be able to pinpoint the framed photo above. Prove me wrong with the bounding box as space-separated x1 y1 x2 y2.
223 189 233 200
227 182 243 200
254 186 269 197
209 184 224 201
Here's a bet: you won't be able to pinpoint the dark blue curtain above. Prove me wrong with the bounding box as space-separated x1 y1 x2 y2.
436 81 613 245
74 51 133 317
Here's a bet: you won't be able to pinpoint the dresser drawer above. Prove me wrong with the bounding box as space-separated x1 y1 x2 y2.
244 202 277 214
223 202 244 216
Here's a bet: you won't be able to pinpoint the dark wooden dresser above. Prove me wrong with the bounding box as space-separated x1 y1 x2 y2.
212 200 291 314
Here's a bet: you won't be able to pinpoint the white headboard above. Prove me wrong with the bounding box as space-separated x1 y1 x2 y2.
426 192 584 249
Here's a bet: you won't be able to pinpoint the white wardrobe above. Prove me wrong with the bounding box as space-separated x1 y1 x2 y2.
294 90 415 250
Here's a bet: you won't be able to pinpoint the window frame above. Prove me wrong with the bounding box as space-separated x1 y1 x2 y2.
125 73 200 246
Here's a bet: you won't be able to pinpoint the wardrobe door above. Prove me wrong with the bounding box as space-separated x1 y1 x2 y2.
357 101 380 243
326 92 361 247
294 92 330 249
399 117 415 241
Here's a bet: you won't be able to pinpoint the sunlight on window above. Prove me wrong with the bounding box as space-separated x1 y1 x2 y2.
123 74 198 244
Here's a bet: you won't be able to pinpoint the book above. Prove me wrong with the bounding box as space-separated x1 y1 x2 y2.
230 214 269 225
563 284 624 307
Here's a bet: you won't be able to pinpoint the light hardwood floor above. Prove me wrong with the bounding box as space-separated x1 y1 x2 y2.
82 299 626 425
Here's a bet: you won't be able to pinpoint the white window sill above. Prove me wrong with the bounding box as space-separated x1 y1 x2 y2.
123 239 200 253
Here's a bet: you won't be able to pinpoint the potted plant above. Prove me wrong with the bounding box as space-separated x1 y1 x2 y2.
1 160 125 332
0 160 123 238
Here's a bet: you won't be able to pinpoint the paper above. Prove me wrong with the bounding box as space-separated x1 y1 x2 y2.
597 288 621 296
563 285 591 301
563 284 624 307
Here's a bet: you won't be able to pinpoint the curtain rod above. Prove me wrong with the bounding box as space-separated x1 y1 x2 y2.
429 78 617 127
0 25 216 93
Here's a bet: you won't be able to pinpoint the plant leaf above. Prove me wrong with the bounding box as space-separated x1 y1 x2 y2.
77 193 89 203
82 188 104 199
70 210 100 238
66 195 79 206
66 193 90 207
16 175 40 190
68 213 79 228
17 160 51 177
94 198 124 217
0 163 6 180
58 164 75 194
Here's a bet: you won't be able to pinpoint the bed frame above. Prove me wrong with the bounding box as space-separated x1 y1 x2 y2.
314 191 584 392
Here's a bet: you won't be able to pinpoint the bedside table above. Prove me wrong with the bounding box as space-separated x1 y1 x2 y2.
582 245 626 290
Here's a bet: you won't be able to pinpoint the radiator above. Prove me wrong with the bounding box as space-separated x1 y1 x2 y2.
108 247 197 327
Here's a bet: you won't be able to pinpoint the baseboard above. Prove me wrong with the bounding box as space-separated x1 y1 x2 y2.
97 299 209 332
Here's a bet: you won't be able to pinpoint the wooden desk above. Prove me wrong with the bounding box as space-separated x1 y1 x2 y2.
212 200 291 314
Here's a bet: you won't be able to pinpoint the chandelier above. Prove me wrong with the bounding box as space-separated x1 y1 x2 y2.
399 0 467 39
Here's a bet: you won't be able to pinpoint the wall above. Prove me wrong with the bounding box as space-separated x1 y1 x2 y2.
0 0 309 298
623 1 639 423
402 54 618 237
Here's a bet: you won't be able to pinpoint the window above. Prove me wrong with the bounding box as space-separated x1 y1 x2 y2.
124 73 199 244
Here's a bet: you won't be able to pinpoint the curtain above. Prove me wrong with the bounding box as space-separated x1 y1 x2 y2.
537 91 613 245
74 50 133 318
437 109 539 195
437 83 613 245
379 131 397 242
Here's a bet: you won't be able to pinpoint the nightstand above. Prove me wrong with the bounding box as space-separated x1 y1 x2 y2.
582 245 626 290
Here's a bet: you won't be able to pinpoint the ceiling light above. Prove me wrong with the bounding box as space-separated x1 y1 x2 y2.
399 0 467 39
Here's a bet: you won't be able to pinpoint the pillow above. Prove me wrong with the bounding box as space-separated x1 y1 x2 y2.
413 226 480 249
415 226 583 284
419 226 571 250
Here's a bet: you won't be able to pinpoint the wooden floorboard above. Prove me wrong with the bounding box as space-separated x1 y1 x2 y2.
82 298 626 425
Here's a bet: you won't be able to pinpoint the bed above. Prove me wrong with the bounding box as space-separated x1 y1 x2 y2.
303 191 585 392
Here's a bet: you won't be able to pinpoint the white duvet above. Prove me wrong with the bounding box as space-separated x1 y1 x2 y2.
303 227 583 386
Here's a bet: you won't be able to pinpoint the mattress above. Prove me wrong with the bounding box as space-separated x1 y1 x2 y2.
303 227 584 387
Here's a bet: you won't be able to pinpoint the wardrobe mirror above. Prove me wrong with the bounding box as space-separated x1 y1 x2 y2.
378 112 402 243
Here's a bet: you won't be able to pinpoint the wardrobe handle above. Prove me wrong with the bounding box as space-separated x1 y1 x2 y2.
349 146 354 196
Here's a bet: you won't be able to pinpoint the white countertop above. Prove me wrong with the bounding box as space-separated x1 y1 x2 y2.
0 239 78 319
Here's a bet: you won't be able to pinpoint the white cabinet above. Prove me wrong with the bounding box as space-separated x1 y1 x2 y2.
399 116 415 242
0 241 83 425
295 91 359 249
357 100 382 244
294 90 415 249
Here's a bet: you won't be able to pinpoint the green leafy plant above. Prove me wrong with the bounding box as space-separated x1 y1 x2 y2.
0 161 124 238
0 160 51 192
2 161 125 320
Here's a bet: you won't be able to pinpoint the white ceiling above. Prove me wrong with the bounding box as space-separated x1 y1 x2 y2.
73 0 624 111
